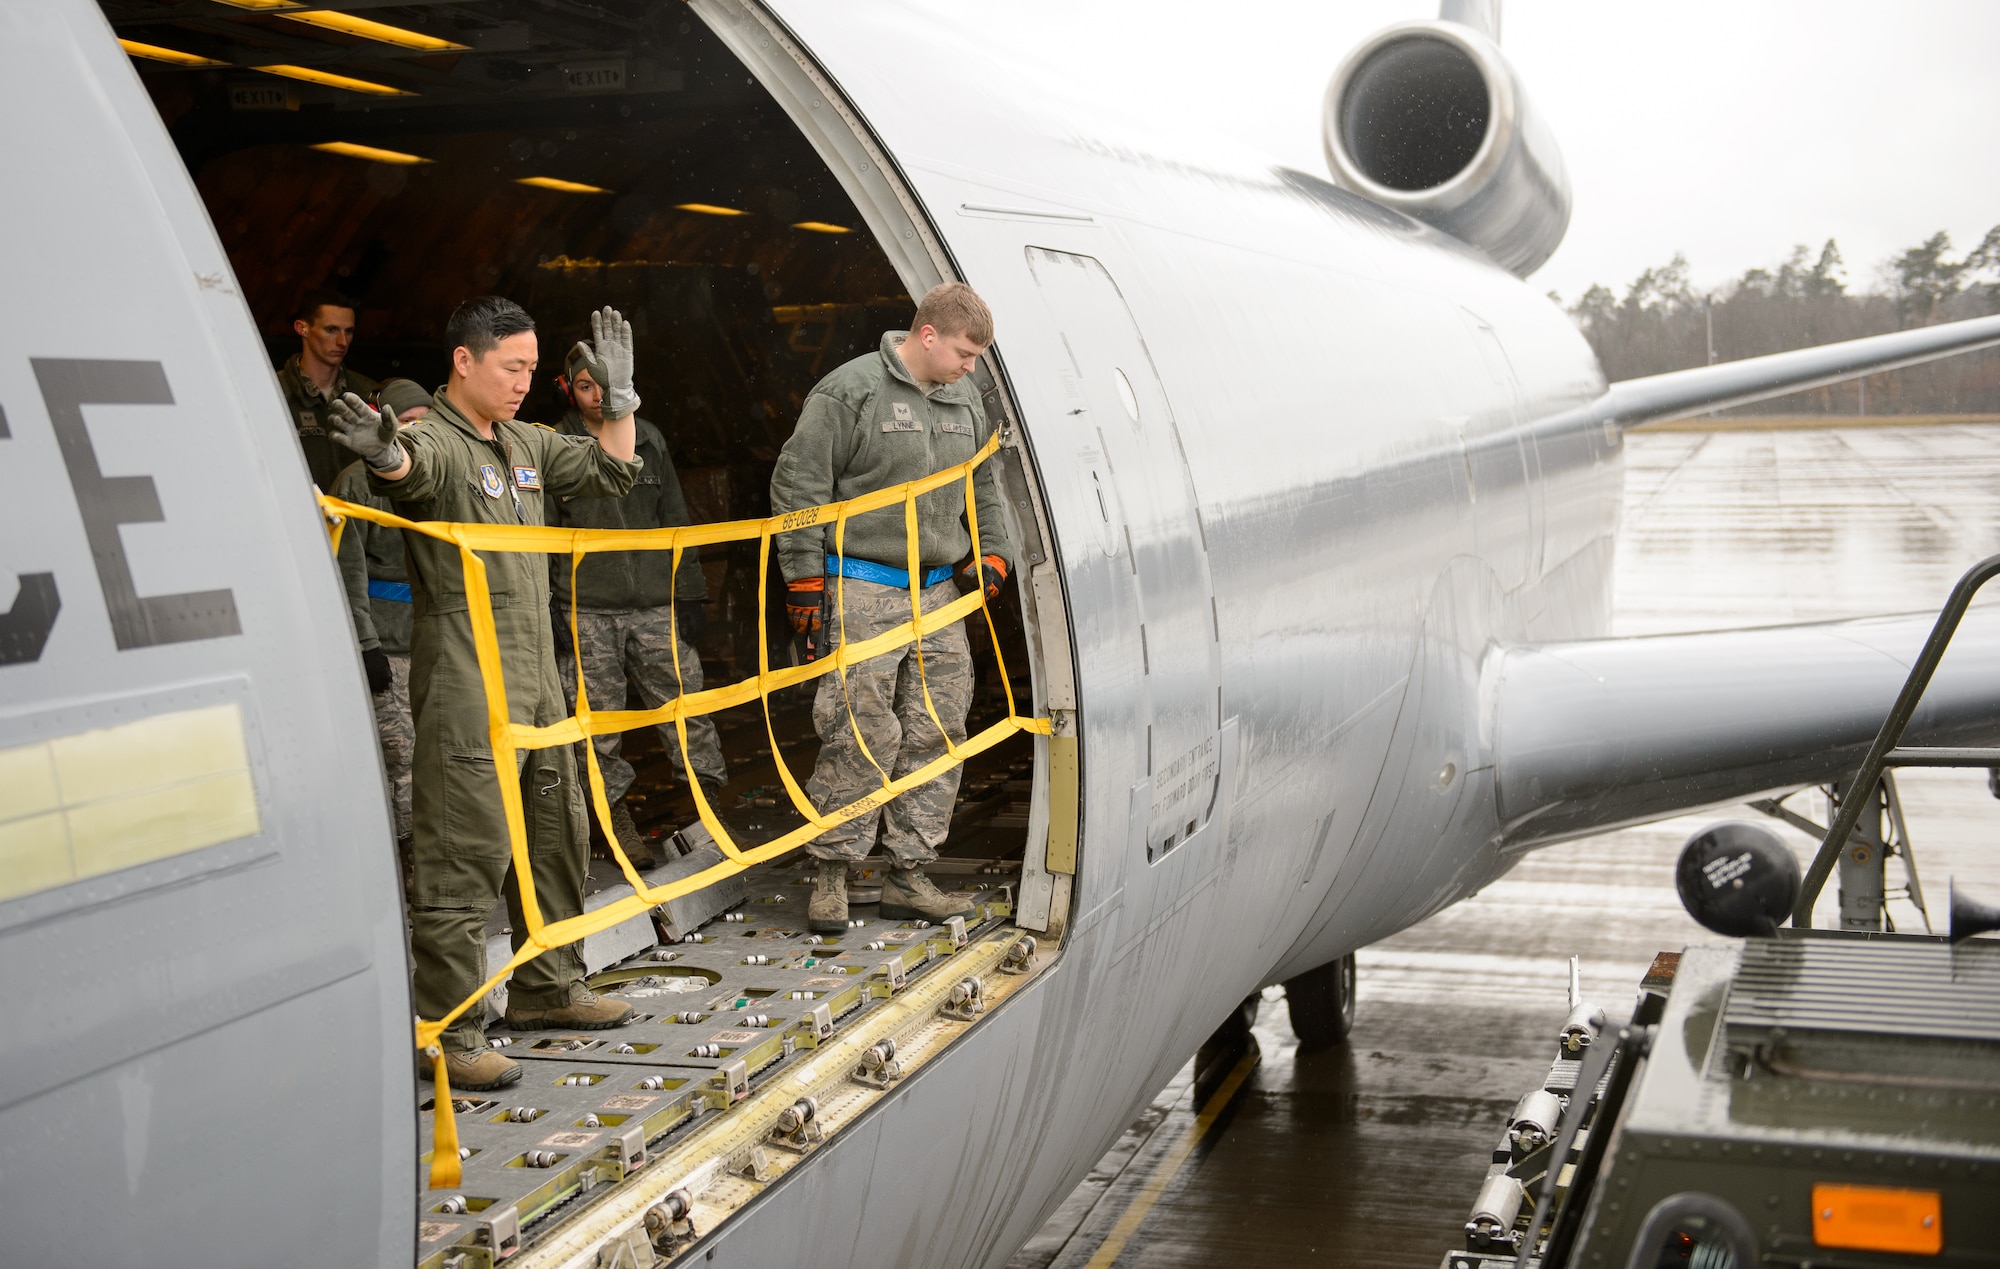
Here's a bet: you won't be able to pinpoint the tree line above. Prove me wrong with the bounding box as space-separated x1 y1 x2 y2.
1553 226 2000 414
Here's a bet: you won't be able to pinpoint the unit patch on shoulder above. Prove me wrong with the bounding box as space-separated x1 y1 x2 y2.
882 400 921 432
479 464 505 498
938 418 975 436
513 465 542 491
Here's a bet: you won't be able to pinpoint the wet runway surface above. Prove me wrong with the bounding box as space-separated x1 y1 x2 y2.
1009 422 2000 1269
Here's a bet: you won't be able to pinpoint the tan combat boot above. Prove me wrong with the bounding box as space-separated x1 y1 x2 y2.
808 858 849 934
879 866 974 923
503 985 635 1031
424 1046 522 1092
608 801 659 869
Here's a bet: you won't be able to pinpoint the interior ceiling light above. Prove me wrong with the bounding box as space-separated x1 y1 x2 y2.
277 11 468 52
676 203 747 217
311 141 432 166
254 64 413 95
119 39 230 67
792 221 852 235
518 176 610 194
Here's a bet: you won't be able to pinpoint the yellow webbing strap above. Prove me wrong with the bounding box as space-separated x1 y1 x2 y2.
316 432 1049 1189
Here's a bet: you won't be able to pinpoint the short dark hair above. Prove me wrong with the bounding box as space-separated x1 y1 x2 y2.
446 296 536 359
295 287 357 325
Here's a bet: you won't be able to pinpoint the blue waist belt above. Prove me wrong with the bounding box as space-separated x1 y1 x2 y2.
826 554 954 589
368 580 413 603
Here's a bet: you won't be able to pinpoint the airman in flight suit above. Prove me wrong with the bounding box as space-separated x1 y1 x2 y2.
327 297 644 1091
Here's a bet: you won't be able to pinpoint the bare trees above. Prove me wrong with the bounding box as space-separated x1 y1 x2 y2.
1558 228 2000 414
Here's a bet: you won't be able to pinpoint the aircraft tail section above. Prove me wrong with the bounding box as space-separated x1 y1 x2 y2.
1490 608 2000 849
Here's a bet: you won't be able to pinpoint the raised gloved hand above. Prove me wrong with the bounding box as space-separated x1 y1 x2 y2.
362 647 394 695
786 577 824 638
589 305 640 419
326 392 405 472
959 554 1008 602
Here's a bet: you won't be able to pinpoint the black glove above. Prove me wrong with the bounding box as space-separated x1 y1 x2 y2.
362 647 394 694
674 600 707 643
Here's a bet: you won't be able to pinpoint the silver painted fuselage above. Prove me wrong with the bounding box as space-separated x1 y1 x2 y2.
19 1 1917 1265
693 4 1612 1265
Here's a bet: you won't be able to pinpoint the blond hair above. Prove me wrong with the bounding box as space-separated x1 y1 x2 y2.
910 282 993 346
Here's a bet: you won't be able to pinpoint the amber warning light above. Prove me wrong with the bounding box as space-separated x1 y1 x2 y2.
1811 1183 1942 1255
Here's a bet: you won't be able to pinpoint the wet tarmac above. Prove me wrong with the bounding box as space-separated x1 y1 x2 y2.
1009 421 2000 1269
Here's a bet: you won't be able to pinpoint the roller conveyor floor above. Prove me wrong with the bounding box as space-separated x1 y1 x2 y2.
418 854 1040 1268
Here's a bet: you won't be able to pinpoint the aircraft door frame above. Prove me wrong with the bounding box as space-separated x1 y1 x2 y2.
1025 248 1223 870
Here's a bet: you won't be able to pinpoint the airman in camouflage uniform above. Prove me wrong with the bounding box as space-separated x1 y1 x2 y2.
329 299 645 1092
548 342 727 868
769 284 1013 934
333 378 432 844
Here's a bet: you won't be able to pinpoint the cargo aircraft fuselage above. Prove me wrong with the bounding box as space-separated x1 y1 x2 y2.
5 3 2000 1266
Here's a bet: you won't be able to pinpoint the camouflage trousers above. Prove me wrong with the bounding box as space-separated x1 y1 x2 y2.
805 578 972 867
369 651 413 839
556 605 728 805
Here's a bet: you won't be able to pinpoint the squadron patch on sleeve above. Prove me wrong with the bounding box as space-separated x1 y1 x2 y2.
479 463 505 498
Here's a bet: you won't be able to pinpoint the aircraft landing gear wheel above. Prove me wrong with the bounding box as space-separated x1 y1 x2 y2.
1284 952 1356 1049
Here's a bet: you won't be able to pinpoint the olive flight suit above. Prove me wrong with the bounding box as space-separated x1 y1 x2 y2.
278 353 378 491
372 390 641 1052
768 332 1013 865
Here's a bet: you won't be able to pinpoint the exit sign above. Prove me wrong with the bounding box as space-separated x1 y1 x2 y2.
560 59 625 94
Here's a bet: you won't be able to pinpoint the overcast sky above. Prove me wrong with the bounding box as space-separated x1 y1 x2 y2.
957 1 2000 303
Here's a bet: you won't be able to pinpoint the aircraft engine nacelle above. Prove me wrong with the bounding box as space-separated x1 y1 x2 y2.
1322 20 1571 277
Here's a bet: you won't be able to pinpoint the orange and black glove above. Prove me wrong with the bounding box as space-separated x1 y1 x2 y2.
960 554 1008 602
786 576 824 637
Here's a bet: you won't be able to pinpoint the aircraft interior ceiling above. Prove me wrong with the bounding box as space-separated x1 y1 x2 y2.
101 0 1041 844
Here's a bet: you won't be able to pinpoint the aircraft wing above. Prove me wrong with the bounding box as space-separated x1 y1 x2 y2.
1489 607 2000 849
1554 313 2000 435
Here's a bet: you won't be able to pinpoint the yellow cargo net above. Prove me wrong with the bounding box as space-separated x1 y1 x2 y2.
317 431 1049 1187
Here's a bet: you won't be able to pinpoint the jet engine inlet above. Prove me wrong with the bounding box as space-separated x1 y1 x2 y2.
1323 20 1570 276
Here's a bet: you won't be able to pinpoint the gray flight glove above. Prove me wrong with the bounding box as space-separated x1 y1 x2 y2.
589 304 640 419
326 392 406 473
